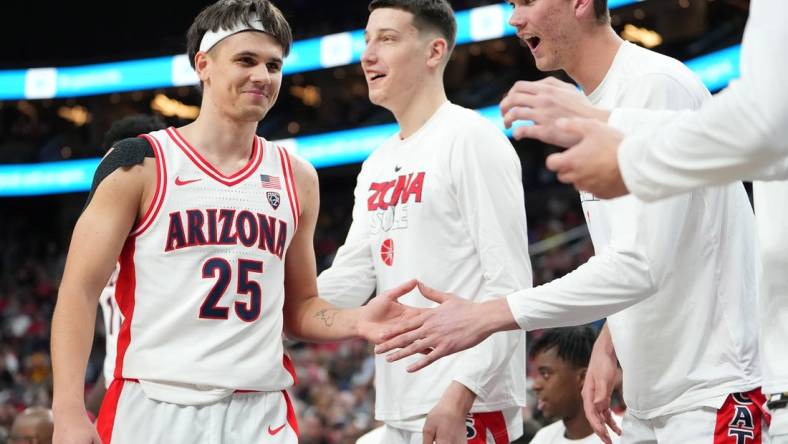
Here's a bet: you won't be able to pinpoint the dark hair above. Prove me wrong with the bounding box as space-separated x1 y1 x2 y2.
186 0 293 69
593 0 610 25
369 0 457 53
528 326 597 369
102 114 167 151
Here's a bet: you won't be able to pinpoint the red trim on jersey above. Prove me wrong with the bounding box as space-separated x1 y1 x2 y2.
130 134 168 237
277 146 300 230
113 239 137 379
714 389 767 444
96 379 126 443
283 354 298 385
467 411 509 444
166 127 262 186
282 390 300 438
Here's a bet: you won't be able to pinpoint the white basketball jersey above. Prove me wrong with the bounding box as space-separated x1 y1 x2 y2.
112 127 300 403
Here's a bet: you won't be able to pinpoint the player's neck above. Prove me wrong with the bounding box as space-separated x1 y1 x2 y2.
179 106 259 171
562 409 595 440
393 78 448 140
564 27 623 95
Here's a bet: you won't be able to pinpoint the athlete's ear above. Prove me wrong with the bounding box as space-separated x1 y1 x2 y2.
195 51 212 84
426 37 449 69
573 0 595 20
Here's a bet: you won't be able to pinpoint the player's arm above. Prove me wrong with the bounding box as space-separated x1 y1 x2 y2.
51 154 153 444
315 162 378 308
281 155 418 343
615 2 788 201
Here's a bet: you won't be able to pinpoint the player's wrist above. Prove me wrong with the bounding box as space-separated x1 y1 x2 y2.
479 298 519 336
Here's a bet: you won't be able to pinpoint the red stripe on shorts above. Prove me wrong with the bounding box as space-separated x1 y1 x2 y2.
467 411 509 444
96 379 126 444
714 388 767 444
283 390 300 438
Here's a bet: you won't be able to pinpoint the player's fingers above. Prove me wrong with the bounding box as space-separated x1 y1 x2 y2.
417 282 451 304
503 106 537 129
386 336 435 362
545 151 571 173
423 423 437 444
383 278 419 301
377 314 427 342
376 327 425 354
407 345 447 372
604 408 622 436
582 379 608 441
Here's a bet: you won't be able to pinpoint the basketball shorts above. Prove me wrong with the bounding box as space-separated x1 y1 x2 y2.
379 410 516 444
621 389 770 444
96 379 298 444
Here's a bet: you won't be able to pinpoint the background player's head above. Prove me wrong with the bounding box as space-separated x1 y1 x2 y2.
508 0 610 72
8 407 53 444
361 0 457 111
186 0 292 123
101 114 167 152
529 326 596 421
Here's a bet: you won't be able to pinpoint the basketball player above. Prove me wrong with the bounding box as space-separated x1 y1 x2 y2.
376 1 767 443
316 1 532 442
50 2 419 443
85 114 168 417
528 327 620 444
511 1 788 440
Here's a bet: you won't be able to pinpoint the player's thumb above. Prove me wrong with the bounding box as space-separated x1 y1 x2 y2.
385 279 419 301
417 282 450 304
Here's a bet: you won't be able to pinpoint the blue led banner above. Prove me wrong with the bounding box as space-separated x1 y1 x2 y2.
0 1 640 100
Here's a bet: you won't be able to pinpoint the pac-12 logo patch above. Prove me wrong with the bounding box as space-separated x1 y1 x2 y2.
380 239 394 266
267 191 281 210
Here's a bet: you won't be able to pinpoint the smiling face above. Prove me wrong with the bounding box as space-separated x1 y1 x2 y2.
196 30 284 123
508 0 580 72
531 346 585 420
361 8 435 111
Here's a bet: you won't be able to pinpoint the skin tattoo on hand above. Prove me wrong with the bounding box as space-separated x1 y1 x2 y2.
315 308 338 327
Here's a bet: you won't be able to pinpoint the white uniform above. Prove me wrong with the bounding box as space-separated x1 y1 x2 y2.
610 3 788 436
96 127 301 443
754 181 788 438
506 42 764 442
530 418 621 444
99 265 121 388
318 102 531 442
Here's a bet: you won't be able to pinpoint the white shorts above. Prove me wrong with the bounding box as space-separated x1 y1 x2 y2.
379 411 514 444
96 379 298 444
622 389 770 444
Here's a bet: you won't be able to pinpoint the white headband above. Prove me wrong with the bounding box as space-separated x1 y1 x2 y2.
199 18 269 53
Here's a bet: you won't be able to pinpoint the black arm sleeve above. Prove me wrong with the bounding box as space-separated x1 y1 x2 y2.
83 137 155 209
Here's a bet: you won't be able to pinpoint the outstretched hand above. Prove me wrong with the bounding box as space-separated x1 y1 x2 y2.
374 282 515 372
356 279 426 344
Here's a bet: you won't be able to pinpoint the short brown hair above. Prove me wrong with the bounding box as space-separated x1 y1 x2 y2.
369 0 457 53
186 0 293 69
593 0 610 25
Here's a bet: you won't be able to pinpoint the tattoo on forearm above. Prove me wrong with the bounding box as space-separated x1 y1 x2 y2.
315 309 338 328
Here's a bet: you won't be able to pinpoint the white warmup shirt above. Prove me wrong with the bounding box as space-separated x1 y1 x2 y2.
606 0 788 407
506 42 761 419
530 418 621 444
318 102 531 437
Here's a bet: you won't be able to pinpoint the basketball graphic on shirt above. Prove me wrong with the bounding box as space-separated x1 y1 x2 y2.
380 239 394 266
